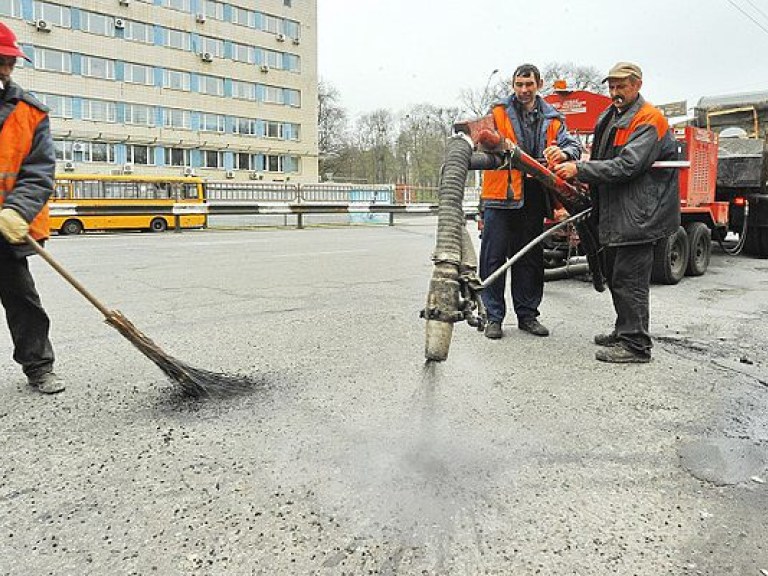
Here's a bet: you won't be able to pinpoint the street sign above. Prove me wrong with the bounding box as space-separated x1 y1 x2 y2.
658 100 688 118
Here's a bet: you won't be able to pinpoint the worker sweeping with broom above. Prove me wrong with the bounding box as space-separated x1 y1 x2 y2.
0 21 64 394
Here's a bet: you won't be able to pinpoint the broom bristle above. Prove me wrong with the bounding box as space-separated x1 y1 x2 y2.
105 311 257 398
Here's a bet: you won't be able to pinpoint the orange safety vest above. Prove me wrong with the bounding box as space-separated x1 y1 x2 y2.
481 104 562 202
0 101 51 241
613 101 669 147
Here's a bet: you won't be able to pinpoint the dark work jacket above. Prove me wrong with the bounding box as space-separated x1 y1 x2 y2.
576 95 680 246
0 80 55 258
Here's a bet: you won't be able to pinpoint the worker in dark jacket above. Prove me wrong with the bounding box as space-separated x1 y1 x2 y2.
554 62 680 363
0 22 64 393
480 64 582 340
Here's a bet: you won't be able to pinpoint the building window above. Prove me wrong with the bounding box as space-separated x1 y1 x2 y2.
36 93 73 118
267 154 282 172
283 155 299 173
263 85 283 104
203 150 223 169
286 89 301 107
124 20 153 44
165 28 191 51
284 20 300 39
34 2 71 27
165 147 191 167
125 103 155 126
163 69 191 91
200 36 224 57
124 63 154 86
162 0 191 12
83 142 116 163
53 140 74 161
262 13 282 34
231 43 255 64
81 56 115 79
262 49 283 70
80 11 112 36
0 0 21 17
265 121 283 139
164 108 191 129
128 145 153 165
235 152 256 170
82 99 117 122
231 80 256 101
233 117 256 135
231 6 254 27
34 48 72 73
284 54 300 72
199 75 224 96
204 0 224 21
200 113 225 133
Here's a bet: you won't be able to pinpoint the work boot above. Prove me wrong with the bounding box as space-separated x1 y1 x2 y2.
484 321 503 339
518 317 549 337
595 346 650 364
594 332 619 347
27 372 66 394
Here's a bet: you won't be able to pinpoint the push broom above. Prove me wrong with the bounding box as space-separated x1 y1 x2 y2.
26 236 256 398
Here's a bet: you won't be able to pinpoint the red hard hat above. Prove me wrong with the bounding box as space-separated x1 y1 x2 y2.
0 21 31 62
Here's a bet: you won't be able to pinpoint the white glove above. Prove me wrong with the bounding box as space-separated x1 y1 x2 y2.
0 208 29 244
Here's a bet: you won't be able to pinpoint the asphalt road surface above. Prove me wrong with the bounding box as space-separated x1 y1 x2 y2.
1 219 767 575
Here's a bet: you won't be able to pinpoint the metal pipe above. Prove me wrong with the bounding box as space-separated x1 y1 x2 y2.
481 209 591 288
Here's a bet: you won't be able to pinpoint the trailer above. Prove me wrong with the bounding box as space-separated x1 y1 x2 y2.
540 89 768 285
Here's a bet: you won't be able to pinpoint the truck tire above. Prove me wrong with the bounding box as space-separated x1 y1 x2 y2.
684 222 711 276
652 226 689 285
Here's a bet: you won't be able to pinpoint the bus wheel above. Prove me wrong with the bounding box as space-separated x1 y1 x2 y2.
60 219 83 236
149 218 168 233
685 222 711 276
652 226 689 285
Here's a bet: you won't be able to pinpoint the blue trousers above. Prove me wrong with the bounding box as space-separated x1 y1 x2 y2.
0 255 55 377
479 203 544 324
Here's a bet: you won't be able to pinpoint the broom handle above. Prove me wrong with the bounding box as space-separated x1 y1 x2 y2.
26 236 113 318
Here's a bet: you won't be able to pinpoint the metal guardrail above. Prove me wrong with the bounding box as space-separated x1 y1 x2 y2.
49 182 481 230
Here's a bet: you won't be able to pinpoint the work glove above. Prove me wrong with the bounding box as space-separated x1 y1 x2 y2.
0 208 29 244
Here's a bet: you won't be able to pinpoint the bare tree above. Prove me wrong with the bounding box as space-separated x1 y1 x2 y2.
317 79 349 180
541 62 606 95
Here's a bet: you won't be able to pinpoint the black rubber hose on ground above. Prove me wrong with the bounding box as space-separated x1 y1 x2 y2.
424 135 475 361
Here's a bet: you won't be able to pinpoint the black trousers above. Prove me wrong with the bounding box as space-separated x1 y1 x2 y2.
479 190 545 324
0 255 55 377
603 243 654 356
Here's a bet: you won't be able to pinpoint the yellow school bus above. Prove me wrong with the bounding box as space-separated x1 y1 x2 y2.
50 174 207 235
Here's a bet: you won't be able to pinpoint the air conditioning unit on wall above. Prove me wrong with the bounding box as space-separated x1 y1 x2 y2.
63 161 75 172
195 13 206 23
183 167 196 177
200 52 213 63
225 169 235 179
122 163 134 174
34 19 51 32
260 64 269 73
276 33 286 42
249 172 263 180
114 18 125 29
72 142 84 152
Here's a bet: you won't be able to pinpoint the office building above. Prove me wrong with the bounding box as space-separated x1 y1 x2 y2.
2 0 318 182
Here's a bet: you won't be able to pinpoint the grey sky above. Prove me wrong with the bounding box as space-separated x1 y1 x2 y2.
318 0 768 119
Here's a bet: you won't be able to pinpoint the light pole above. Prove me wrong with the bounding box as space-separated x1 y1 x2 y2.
482 68 500 111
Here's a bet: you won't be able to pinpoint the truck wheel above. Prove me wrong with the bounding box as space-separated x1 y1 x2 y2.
684 222 711 276
60 219 83 235
149 217 168 233
652 226 689 285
